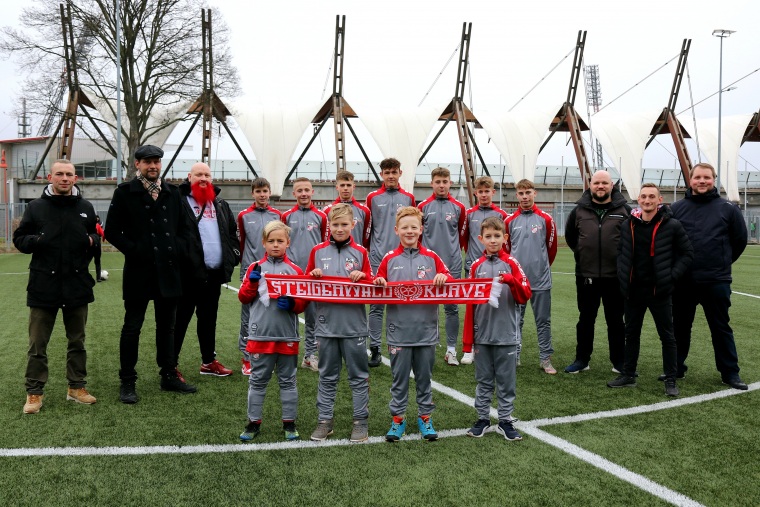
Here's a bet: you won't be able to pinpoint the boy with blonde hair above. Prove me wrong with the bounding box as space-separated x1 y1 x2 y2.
307 204 373 442
238 221 308 441
374 206 453 442
237 177 282 376
282 177 327 372
464 217 531 440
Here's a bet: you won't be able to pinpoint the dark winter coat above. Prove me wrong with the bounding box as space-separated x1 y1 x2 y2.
13 185 99 308
565 186 630 278
178 179 240 283
104 178 194 300
670 187 747 284
617 205 693 298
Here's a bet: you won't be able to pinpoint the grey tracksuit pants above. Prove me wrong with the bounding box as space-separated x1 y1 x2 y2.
518 289 554 361
246 352 298 422
316 336 370 420
474 343 518 421
303 304 317 356
388 344 436 417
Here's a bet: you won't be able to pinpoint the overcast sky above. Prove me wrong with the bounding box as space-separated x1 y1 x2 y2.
1 0 758 169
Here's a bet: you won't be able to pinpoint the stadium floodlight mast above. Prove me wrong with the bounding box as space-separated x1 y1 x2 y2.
712 28 735 193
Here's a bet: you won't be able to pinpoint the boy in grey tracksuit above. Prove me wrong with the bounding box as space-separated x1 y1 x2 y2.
282 177 327 371
238 221 308 441
504 179 558 374
237 178 282 374
374 207 453 442
418 167 467 366
306 204 374 442
463 217 532 441
365 158 416 367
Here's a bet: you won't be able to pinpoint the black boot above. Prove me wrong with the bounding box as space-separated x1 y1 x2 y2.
368 346 382 368
119 381 139 404
160 372 197 394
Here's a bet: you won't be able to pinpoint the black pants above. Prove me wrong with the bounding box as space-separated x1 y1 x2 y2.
119 297 178 381
622 293 677 379
93 246 102 280
574 276 625 367
174 269 224 365
673 281 740 378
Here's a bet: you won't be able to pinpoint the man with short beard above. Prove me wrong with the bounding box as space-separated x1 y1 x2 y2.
174 162 239 377
106 145 198 403
564 171 630 374
670 163 748 390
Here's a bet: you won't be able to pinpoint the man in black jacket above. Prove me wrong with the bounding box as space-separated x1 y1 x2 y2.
564 171 630 374
671 163 748 390
174 162 239 377
105 145 197 403
608 183 693 396
13 160 99 414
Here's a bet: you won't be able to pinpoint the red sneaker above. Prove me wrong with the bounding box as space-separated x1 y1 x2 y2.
175 368 186 383
241 358 252 376
200 360 233 377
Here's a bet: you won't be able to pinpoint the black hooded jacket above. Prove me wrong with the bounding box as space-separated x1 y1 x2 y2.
13 185 99 308
617 205 693 298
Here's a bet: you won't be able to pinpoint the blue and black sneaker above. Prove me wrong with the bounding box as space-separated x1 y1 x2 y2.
496 420 522 441
466 419 491 438
240 420 260 441
386 418 406 442
564 360 590 374
283 421 300 441
417 416 438 441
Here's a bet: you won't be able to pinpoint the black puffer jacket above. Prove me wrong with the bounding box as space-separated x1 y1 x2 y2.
565 187 630 278
13 185 99 308
670 187 747 284
617 205 693 298
178 179 240 283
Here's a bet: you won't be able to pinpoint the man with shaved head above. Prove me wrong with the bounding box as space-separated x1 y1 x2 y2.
564 170 631 374
174 162 239 378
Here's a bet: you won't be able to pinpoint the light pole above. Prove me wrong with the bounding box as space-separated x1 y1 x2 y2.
712 29 735 193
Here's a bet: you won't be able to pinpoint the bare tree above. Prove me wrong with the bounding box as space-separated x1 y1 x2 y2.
1 0 240 179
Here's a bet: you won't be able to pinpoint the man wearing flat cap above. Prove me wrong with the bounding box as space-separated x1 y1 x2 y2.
105 145 200 403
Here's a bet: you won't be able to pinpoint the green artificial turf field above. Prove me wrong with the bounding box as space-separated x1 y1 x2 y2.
0 247 757 506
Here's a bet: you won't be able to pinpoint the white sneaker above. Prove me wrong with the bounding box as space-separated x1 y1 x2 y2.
444 351 459 366
301 354 319 372
460 352 474 365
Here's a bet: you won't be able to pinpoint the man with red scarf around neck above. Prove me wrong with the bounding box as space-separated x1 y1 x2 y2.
175 163 240 379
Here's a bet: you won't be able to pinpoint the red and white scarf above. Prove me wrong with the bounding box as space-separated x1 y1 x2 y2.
259 274 502 307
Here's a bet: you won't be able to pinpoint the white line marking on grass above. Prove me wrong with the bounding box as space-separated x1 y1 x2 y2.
0 429 469 458
526 382 759 427
732 291 760 299
521 427 706 507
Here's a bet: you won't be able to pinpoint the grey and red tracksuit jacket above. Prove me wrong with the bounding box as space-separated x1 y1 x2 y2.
306 236 373 338
238 205 282 271
322 197 371 247
376 245 453 347
238 254 308 354
463 250 532 353
461 204 509 272
365 185 415 268
417 193 466 276
282 204 327 271
504 205 557 291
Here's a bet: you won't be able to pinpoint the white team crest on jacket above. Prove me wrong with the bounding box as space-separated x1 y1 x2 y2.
307 221 318 231
417 265 431 279
531 223 543 234
445 212 454 222
344 258 357 271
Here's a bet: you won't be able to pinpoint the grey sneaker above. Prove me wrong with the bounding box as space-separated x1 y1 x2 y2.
310 419 334 441
350 419 369 442
540 358 557 375
607 375 637 388
664 378 680 397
